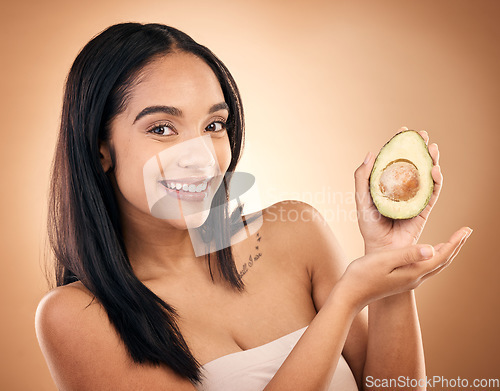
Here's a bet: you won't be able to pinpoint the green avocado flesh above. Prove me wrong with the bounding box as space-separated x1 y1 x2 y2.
369 130 434 219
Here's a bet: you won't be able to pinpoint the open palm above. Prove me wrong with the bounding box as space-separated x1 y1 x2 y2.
354 127 443 253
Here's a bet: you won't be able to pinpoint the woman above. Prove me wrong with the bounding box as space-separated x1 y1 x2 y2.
35 22 472 391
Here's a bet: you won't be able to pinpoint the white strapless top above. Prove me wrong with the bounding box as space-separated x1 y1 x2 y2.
196 326 358 391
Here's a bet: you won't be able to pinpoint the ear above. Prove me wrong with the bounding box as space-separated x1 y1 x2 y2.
99 140 113 173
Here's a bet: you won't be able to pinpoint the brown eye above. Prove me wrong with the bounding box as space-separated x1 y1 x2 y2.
148 124 176 136
205 121 226 132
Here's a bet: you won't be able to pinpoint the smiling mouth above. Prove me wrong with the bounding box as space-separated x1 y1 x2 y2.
159 177 214 193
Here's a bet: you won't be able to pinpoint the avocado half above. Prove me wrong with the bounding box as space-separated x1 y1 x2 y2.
369 130 434 220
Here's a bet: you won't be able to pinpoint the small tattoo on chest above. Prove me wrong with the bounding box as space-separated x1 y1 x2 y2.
239 232 263 277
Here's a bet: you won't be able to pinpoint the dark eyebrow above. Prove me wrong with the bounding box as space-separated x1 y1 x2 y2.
208 102 230 114
133 102 229 124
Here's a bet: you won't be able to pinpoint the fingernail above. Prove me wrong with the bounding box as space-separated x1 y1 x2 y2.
363 152 371 165
420 245 434 259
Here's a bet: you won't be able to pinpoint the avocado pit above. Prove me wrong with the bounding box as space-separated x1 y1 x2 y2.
379 159 420 202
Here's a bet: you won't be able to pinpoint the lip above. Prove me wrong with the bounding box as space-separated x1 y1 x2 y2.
159 176 215 202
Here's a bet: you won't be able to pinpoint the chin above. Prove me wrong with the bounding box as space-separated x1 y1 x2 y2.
161 208 210 230
182 209 211 229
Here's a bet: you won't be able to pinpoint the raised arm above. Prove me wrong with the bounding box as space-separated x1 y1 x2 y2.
261 202 471 391
352 128 469 390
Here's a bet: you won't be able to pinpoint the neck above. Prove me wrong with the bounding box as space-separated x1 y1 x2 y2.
116 195 209 283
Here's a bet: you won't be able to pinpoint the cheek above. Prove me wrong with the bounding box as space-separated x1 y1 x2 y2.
113 141 152 213
216 137 232 173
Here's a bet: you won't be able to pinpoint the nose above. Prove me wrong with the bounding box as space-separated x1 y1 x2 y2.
177 136 216 169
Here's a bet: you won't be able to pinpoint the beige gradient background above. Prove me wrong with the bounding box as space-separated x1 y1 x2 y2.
1 0 499 390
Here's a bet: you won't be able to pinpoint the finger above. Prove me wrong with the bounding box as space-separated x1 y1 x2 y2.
416 164 443 222
433 242 446 252
431 164 441 183
419 230 471 281
438 227 472 267
434 227 472 256
417 130 429 145
417 143 441 219
415 227 472 275
425 234 468 278
386 243 436 271
354 151 376 213
427 143 439 167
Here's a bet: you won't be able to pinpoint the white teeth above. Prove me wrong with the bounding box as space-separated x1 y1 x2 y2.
165 179 210 193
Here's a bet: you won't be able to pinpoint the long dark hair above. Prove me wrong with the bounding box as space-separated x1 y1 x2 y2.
46 22 247 383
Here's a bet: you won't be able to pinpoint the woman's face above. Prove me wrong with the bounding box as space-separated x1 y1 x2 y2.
101 51 232 230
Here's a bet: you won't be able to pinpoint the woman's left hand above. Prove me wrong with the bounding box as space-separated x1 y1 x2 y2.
354 127 443 254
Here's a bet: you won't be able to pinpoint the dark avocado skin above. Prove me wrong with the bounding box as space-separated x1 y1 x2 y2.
369 129 435 220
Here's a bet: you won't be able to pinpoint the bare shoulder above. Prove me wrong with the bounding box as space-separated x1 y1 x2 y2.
35 282 196 391
35 282 99 344
262 200 332 235
35 282 103 347
261 200 344 261
260 200 326 243
261 200 350 309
